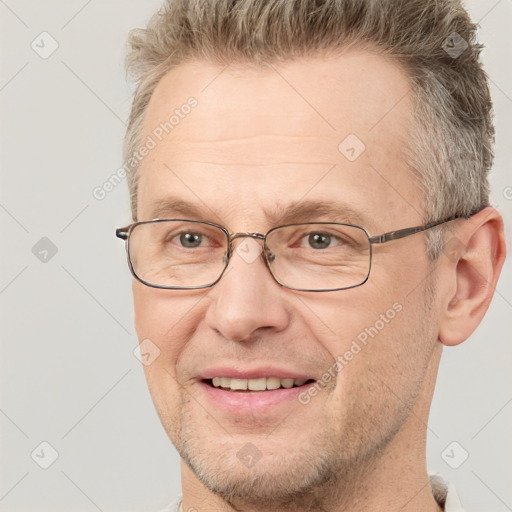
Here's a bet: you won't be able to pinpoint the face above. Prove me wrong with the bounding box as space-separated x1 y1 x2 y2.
133 51 442 505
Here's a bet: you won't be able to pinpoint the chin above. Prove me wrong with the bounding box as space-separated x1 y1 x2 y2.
179 436 336 503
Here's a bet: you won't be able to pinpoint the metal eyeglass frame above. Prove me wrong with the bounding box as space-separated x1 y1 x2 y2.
116 206 484 292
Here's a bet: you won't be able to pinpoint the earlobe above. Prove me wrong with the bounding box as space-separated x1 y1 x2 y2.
438 208 506 347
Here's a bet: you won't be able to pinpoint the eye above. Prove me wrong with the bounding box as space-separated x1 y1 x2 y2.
305 232 339 250
177 232 204 248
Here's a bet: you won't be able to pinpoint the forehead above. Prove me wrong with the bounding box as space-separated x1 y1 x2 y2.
137 50 421 230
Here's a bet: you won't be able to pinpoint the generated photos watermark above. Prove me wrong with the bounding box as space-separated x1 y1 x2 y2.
92 96 198 201
298 301 403 405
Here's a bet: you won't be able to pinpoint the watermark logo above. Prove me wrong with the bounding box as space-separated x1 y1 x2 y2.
236 442 263 468
32 237 58 263
441 441 469 469
31 32 59 59
31 441 59 469
236 238 263 264
442 32 468 59
338 133 366 162
133 338 161 366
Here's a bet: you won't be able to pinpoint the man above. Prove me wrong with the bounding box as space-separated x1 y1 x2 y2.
116 0 506 510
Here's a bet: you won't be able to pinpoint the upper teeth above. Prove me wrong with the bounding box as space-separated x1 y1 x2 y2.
211 377 307 391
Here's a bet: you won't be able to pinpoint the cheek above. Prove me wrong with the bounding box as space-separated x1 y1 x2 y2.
132 281 208 423
132 280 204 370
323 298 430 434
304 276 427 390
338 293 434 393
301 288 398 351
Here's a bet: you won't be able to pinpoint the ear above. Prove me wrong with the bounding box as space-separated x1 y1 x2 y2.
438 207 506 347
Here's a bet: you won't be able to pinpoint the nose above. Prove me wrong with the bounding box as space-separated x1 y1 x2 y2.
204 237 290 342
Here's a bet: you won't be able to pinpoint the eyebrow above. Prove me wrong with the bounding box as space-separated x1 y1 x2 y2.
149 198 212 221
148 197 371 229
272 200 370 227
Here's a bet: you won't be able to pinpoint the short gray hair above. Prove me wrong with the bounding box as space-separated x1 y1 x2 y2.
124 0 494 257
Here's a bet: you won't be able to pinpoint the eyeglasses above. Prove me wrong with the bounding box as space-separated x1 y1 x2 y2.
116 209 481 292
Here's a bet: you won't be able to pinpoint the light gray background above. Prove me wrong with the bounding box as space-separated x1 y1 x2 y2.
1 1 511 511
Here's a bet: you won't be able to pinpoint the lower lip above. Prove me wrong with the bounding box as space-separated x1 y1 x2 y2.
198 381 315 413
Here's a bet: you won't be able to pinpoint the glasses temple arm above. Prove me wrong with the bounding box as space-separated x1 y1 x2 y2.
368 206 487 244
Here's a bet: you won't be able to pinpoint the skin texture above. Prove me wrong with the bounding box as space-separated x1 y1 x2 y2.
131 50 506 512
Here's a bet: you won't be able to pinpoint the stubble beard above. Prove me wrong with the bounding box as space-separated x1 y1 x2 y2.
164 381 414 510
158 282 438 509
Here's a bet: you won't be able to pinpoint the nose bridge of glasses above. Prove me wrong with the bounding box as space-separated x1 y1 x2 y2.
228 232 266 253
229 232 265 242
226 232 270 264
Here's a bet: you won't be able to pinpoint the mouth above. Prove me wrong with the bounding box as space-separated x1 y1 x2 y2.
198 375 317 413
203 376 315 392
